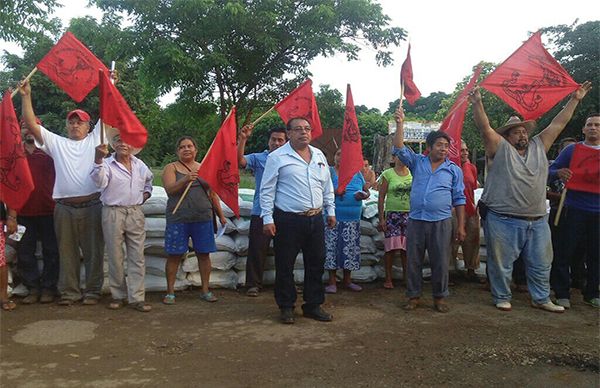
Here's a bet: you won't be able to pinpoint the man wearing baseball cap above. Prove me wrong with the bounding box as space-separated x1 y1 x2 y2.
469 81 592 313
19 79 104 306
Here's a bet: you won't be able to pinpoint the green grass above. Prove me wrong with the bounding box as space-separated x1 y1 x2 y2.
150 167 256 189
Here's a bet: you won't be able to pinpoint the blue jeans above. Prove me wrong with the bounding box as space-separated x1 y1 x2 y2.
483 211 552 304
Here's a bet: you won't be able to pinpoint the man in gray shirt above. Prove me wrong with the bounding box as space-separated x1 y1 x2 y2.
469 82 591 313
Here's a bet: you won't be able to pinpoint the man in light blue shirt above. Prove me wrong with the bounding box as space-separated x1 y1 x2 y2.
392 107 466 313
260 117 335 324
237 125 287 297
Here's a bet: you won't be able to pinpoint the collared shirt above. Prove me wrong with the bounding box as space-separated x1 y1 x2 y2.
245 150 269 216
260 142 334 224
36 122 101 199
90 154 153 206
20 148 56 217
393 146 465 221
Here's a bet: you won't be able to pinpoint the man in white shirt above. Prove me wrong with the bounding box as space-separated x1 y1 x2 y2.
260 117 336 324
20 80 104 306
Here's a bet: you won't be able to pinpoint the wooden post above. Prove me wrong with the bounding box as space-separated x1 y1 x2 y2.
554 189 567 226
11 67 38 98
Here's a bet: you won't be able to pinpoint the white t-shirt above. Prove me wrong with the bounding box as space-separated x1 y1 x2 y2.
37 122 101 199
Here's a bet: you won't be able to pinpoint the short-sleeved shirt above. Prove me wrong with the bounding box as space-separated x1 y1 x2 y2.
36 123 101 199
380 168 412 212
245 150 269 216
330 168 365 222
482 136 547 217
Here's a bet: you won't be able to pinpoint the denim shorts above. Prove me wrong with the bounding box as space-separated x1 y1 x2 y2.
165 221 216 255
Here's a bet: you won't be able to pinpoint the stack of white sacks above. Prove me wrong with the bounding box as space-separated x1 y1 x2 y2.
137 186 486 292
6 186 487 297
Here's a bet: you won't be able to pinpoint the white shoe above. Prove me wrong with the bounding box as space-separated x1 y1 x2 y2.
555 298 571 309
532 301 565 313
495 301 512 311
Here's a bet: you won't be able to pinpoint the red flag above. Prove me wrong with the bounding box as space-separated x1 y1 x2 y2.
198 107 240 217
440 66 483 165
37 32 110 103
337 84 364 193
566 143 600 194
275 79 323 139
401 44 421 106
0 91 34 211
99 70 148 148
480 31 579 120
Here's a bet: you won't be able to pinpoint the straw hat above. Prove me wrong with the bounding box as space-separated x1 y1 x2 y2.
104 125 142 155
496 116 536 136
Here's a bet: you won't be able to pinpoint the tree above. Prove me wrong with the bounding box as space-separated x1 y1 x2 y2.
0 0 61 43
357 111 388 162
386 91 449 121
315 84 344 129
93 0 406 122
540 21 599 148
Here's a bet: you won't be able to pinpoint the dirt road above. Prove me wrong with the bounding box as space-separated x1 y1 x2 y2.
1 281 598 387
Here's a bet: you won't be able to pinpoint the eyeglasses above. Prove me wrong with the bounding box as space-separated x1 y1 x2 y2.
291 126 312 132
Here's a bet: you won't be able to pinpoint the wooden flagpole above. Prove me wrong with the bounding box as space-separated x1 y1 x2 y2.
553 189 567 226
11 67 38 98
251 105 275 126
172 107 235 215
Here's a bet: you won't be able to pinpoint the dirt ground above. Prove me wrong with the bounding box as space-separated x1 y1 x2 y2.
1 280 598 388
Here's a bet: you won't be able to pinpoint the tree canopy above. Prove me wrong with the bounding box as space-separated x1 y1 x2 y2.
92 0 406 121
0 0 61 43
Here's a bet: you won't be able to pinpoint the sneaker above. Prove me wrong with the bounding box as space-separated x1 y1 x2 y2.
495 301 512 311
22 293 40 304
555 298 571 309
583 298 600 308
324 284 337 294
531 301 565 313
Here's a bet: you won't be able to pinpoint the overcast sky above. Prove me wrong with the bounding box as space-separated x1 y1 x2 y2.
3 0 593 111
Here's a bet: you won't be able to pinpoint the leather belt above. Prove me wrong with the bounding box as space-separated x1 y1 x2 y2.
492 210 543 222
56 193 101 208
297 208 322 217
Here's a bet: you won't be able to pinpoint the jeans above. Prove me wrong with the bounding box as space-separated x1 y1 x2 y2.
483 211 552 304
17 215 59 293
551 207 599 300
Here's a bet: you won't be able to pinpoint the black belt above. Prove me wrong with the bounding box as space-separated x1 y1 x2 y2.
491 210 544 222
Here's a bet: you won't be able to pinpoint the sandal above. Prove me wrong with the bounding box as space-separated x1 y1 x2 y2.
129 302 152 312
246 287 259 297
200 291 218 303
383 281 394 289
434 302 450 313
1 300 16 311
343 283 363 292
162 293 176 305
107 299 124 310
403 298 420 311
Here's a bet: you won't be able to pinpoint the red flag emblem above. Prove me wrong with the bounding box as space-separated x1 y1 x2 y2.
37 32 109 102
198 107 240 217
99 70 148 148
0 91 34 211
480 32 579 120
401 44 421 106
566 143 600 194
337 84 364 193
275 79 323 139
440 66 483 165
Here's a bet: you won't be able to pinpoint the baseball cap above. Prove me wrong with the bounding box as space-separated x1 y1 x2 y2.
66 109 91 122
